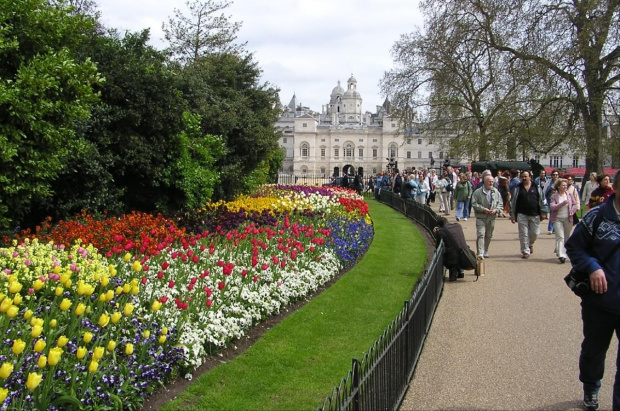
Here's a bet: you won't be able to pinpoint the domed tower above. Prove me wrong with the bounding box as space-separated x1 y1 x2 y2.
326 80 345 116
341 74 362 123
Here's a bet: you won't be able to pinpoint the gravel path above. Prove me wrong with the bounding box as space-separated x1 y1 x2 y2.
400 214 617 411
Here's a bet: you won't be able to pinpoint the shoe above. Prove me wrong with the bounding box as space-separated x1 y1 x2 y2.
463 218 468 221
477 255 484 260
583 392 599 410
548 231 553 235
458 271 465 278
522 253 530 259
559 257 566 264
529 245 534 254
456 217 460 221
483 253 489 258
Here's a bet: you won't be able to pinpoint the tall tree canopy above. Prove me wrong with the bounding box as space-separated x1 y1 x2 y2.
0 0 102 228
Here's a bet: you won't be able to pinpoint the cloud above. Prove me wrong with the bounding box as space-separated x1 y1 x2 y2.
95 0 424 111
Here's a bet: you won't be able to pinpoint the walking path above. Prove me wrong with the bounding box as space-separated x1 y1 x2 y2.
400 213 617 410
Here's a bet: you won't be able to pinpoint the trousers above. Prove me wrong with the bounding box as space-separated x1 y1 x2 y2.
516 214 540 255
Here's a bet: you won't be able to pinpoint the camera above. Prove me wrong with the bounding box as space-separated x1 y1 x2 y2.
564 269 590 297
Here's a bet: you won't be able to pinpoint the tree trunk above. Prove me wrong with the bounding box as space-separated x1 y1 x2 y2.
581 95 604 182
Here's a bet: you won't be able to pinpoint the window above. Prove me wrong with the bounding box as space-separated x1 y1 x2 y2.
407 151 411 159
439 152 444 159
389 145 397 158
418 138 422 145
320 148 326 157
302 123 307 128
283 137 287 143
573 155 579 168
358 148 363 158
428 152 433 158
373 139 378 142
321 139 325 142
373 148 378 158
301 143 309 157
551 156 562 168
407 138 412 144
372 168 377 174
335 139 339 142
320 167 326 176
335 148 339 158
345 144 353 158
301 166 308 174
359 139 364 142
418 151 422 158
391 123 396 128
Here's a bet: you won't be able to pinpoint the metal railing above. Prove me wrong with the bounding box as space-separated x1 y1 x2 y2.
318 191 444 411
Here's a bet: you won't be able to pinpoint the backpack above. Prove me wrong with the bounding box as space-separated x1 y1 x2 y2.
394 174 402 193
446 181 454 192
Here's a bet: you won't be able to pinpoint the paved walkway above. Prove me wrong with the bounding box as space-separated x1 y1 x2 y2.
400 211 618 410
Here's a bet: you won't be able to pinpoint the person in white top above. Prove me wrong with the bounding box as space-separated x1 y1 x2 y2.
581 172 599 205
549 178 578 263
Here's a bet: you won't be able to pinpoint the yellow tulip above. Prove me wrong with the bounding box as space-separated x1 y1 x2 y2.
74 303 86 316
64 279 72 288
132 260 142 273
98 313 110 327
123 303 134 317
107 340 116 351
131 286 139 295
33 279 45 291
8 281 22 294
60 273 71 285
26 372 42 390
13 294 22 305
158 335 167 344
92 346 104 360
99 293 107 302
55 286 64 296
83 331 93 344
115 286 122 295
48 347 63 366
12 339 26 355
33 339 46 353
57 335 69 347
122 284 131 294
59 298 71 311
161 327 168 335
30 317 43 327
110 312 122 324
109 264 117 276
49 319 57 328
142 330 150 339
23 309 33 320
105 290 114 301
53 265 61 274
125 343 134 355
76 346 87 360
100 274 109 287
31 324 43 338
152 300 162 312
37 355 47 369
6 305 18 318
0 387 7 402
0 363 13 379
130 278 138 287
123 253 132 262
0 298 11 313
88 360 98 373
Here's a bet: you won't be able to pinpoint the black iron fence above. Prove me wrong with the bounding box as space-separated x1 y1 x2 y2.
317 191 444 411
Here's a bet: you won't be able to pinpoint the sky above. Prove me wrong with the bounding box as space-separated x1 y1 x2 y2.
96 0 425 112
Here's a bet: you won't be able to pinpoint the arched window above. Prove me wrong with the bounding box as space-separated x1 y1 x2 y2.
301 166 308 175
301 143 309 157
389 144 397 158
345 143 353 158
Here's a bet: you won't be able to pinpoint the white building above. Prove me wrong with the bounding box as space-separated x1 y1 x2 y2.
276 74 447 179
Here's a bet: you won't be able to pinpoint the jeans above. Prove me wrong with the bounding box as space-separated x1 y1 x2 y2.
580 303 620 409
464 201 470 218
548 220 555 233
456 201 465 219
516 214 540 254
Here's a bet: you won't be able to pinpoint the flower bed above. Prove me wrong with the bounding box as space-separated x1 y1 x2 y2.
0 186 373 409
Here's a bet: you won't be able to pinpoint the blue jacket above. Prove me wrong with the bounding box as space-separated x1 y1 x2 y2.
565 194 620 313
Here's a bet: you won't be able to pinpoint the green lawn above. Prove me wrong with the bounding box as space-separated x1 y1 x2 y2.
159 200 427 411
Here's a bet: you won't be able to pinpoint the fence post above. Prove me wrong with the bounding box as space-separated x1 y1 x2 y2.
352 358 360 411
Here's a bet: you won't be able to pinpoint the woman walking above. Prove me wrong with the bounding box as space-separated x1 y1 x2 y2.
549 178 578 263
581 172 598 206
588 173 614 210
455 173 472 221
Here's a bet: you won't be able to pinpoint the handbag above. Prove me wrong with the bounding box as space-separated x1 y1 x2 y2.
564 209 604 296
458 247 477 271
573 213 580 225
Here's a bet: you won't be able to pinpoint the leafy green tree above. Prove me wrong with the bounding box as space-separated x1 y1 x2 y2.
177 53 282 200
163 0 245 64
0 0 102 229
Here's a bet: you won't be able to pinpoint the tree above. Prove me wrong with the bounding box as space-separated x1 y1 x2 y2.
162 0 245 64
0 0 102 229
176 52 282 200
429 0 620 177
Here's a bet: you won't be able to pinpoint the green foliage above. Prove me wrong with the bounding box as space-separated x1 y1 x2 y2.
177 53 282 200
168 111 226 209
0 0 102 229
